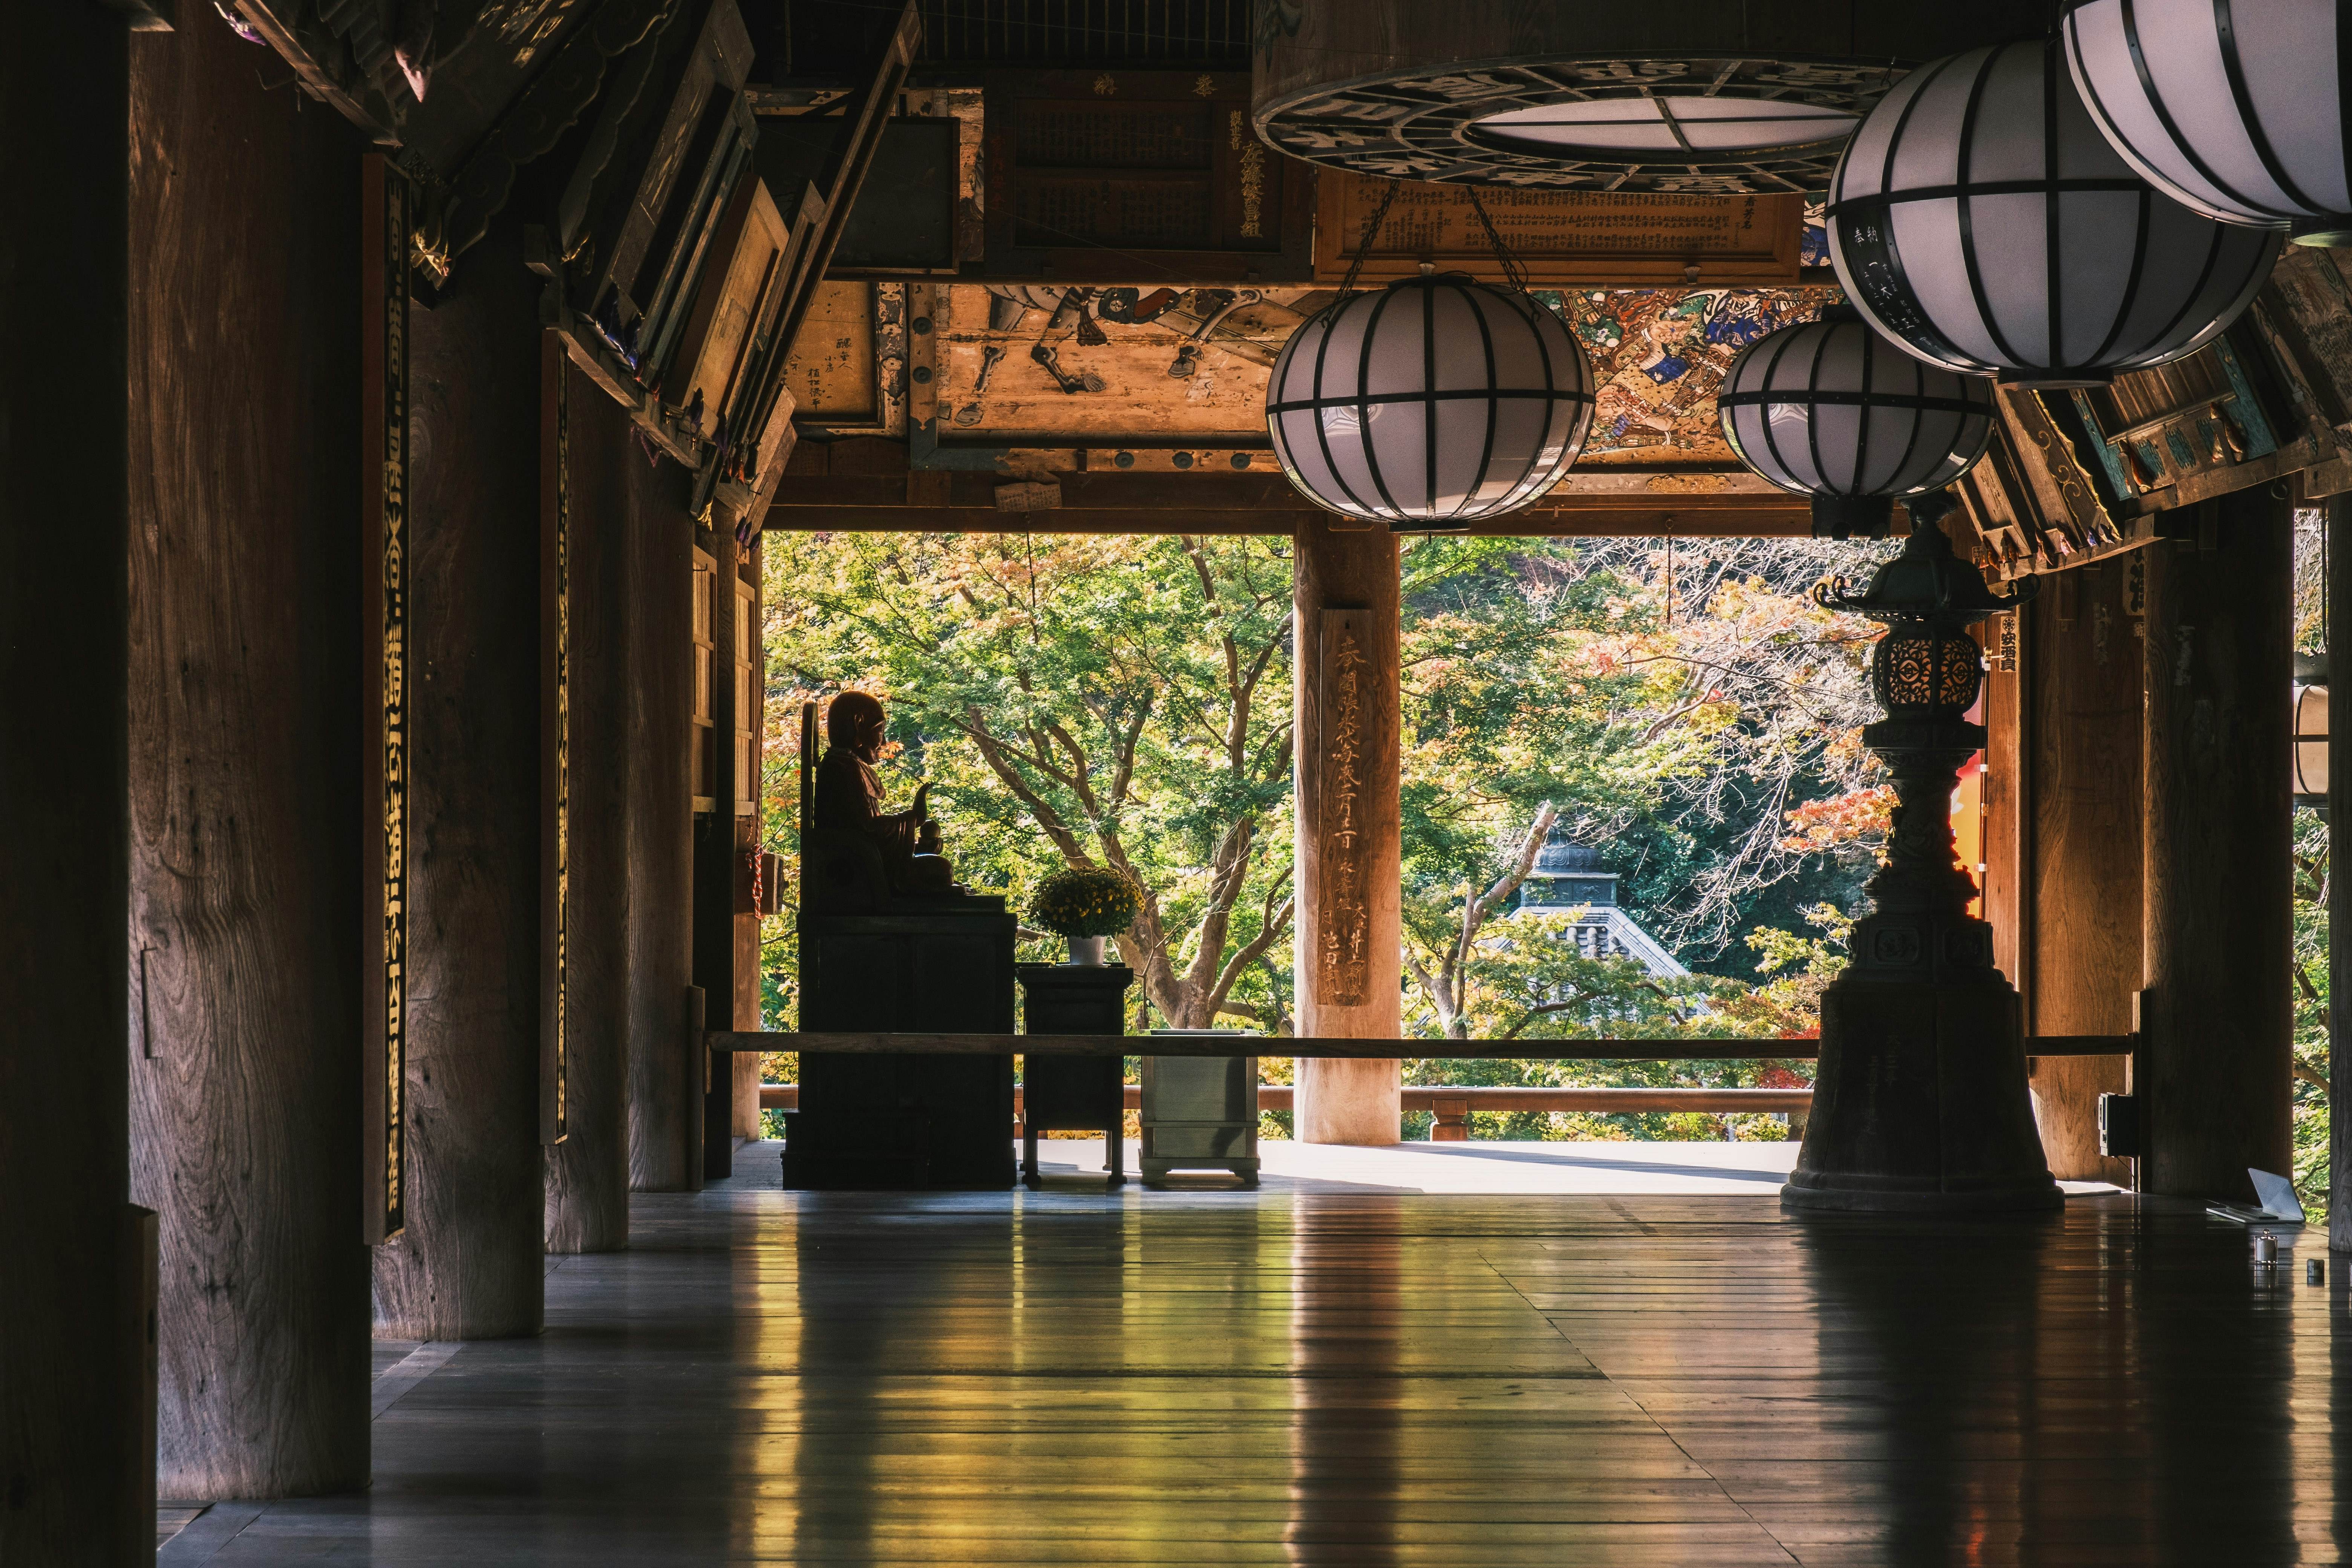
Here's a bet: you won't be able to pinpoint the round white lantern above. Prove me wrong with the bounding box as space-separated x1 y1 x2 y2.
2064 0 2352 245
1719 311 1997 537
1828 39 2283 387
2295 651 2331 805
1265 274 1595 530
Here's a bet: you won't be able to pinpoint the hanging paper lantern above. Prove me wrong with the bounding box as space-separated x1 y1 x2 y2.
1251 0 2055 194
2064 0 2352 245
1265 274 1594 530
1828 39 2282 388
1718 310 1996 537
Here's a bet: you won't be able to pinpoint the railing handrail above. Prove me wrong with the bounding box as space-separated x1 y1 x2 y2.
716 1030 2136 1060
755 1084 1813 1111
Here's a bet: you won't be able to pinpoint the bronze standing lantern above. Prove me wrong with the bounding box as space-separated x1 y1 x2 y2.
1783 492 2062 1213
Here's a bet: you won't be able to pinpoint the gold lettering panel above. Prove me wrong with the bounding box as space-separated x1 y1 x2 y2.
1317 611 1370 1007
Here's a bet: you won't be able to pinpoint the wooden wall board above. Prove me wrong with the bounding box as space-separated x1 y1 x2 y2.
980 69 1314 282
753 113 960 273
671 176 796 433
1316 175 1803 286
784 279 885 423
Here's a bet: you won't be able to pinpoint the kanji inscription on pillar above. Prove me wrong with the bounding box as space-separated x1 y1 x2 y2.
1318 610 1370 1006
361 155 412 1243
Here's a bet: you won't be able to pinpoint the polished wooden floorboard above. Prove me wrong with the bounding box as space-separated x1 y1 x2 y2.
164 1155 2352 1565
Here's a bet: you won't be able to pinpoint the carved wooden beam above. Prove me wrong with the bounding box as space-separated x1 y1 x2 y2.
421 0 677 282
227 0 407 142
768 0 922 363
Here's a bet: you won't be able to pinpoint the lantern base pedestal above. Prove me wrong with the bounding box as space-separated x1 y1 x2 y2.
1782 958 2062 1215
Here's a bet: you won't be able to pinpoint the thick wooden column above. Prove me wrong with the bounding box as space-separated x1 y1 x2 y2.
545 358 631 1252
374 226 546 1337
692 532 765 1174
1292 518 1403 1144
2331 496 2352 1251
0 8 147 1558
126 16 371 1493
2022 564 2140 1185
2142 496 2292 1201
735 539 767 1136
628 441 701 1192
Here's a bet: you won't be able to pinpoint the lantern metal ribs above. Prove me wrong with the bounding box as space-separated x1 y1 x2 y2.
1782 493 2062 1213
1828 38 2281 388
1717 307 1997 539
2063 0 2352 245
1264 270 1595 531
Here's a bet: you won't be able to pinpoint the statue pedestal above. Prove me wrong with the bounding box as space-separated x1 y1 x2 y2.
1784 919 2060 1213
1015 964 1133 1188
785 902 1016 1190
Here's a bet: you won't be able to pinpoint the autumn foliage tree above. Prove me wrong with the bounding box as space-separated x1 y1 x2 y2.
761 530 1295 1032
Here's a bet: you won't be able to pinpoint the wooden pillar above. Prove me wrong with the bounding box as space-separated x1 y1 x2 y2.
628 437 701 1192
2142 495 2293 1202
2330 496 2352 1251
0 6 148 1557
1980 605 2028 1035
735 539 767 1136
693 533 743 1176
374 224 546 1338
2022 563 2140 1185
126 15 371 1493
545 358 632 1252
1292 518 1403 1144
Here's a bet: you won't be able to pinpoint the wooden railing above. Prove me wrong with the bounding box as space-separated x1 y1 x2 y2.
714 1031 2135 1059
755 1081 1815 1139
730 1034 2132 1141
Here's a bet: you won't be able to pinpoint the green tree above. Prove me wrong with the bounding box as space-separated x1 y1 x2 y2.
1390 535 1887 1141
761 530 1296 1033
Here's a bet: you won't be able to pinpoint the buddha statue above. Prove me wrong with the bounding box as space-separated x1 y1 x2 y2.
804 691 959 912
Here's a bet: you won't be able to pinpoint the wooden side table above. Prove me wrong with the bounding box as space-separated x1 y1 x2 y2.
1015 963 1134 1188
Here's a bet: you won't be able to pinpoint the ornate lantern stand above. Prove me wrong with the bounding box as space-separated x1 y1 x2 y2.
1784 492 2062 1213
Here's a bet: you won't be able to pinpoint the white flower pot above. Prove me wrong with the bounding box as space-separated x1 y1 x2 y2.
1064 935 1106 966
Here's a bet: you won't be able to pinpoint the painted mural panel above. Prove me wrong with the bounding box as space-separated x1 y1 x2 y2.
906 281 1839 465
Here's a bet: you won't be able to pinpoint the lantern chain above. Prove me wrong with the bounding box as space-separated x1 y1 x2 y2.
1338 179 1403 300
1461 184 1532 297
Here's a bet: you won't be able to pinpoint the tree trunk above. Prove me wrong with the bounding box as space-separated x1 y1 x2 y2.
126 14 372 1493
2142 498 2292 1202
1292 518 1402 1144
374 223 547 1338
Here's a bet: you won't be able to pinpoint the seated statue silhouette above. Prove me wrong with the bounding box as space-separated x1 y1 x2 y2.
804 691 959 913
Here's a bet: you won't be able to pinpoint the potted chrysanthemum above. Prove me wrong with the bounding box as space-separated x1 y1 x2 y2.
1028 866 1144 967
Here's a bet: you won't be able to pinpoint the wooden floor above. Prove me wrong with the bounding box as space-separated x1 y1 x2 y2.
158 1150 2352 1565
